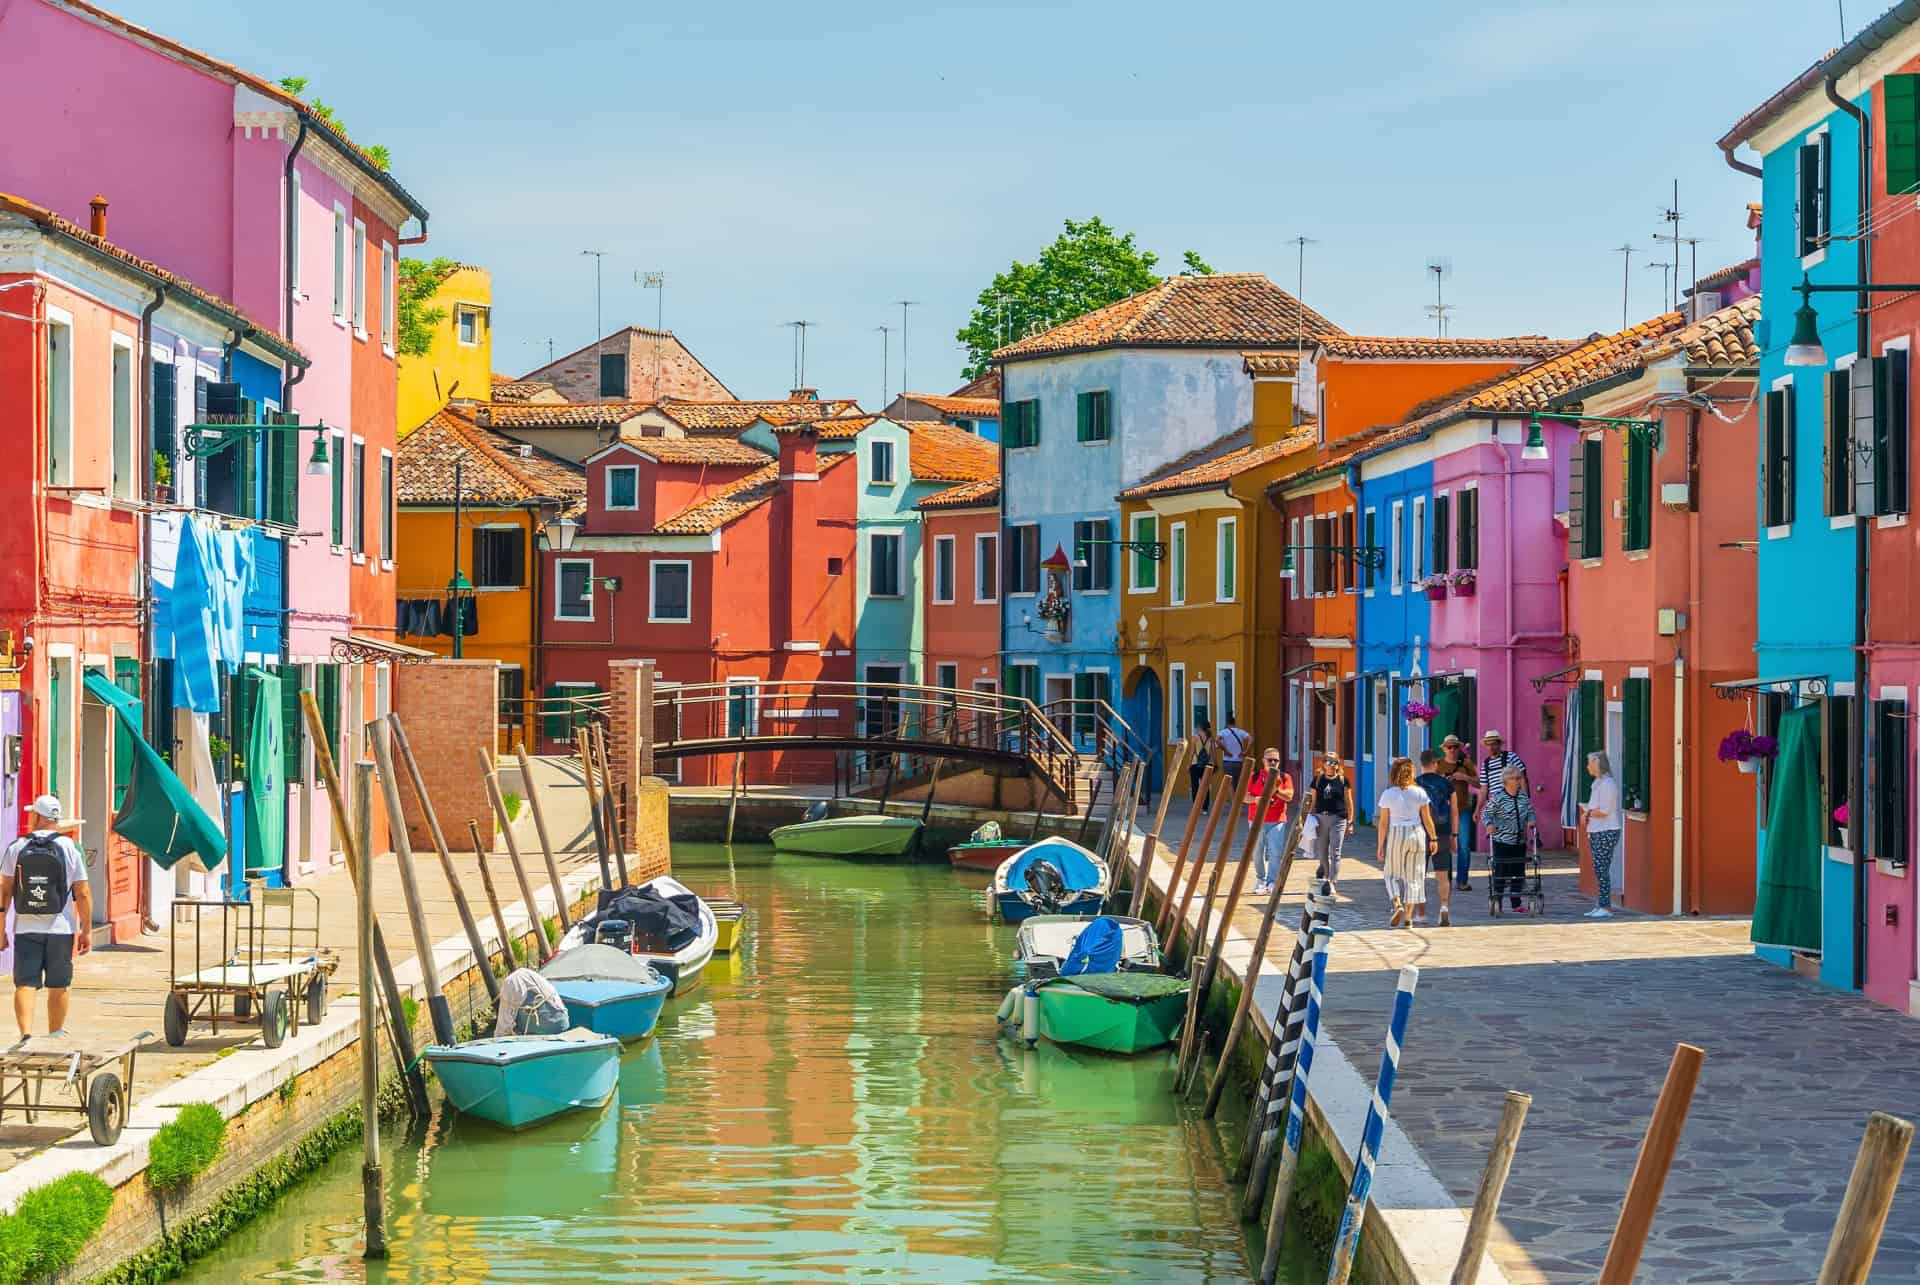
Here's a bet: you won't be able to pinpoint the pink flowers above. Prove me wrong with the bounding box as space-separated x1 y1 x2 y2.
1402 700 1439 722
1717 729 1779 764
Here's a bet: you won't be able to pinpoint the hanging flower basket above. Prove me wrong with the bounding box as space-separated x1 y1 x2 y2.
1402 700 1439 726
1737 757 1761 775
1421 576 1449 602
1717 729 1777 774
1449 569 1478 597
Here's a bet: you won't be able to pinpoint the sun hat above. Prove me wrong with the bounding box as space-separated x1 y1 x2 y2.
1480 729 1503 742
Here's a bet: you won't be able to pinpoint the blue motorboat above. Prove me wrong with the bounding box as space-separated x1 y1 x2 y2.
541 944 673 1042
423 1029 621 1130
991 837 1109 923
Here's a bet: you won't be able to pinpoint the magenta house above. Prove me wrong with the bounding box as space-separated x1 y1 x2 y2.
0 0 430 881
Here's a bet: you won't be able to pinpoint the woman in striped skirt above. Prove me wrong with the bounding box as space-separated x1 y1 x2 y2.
1374 756 1438 928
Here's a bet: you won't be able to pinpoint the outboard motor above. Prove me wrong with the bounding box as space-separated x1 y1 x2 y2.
801 800 830 824
1023 859 1070 915
594 919 635 953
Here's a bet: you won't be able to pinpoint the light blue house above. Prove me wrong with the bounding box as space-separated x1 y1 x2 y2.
995 273 1337 765
1720 49 1868 989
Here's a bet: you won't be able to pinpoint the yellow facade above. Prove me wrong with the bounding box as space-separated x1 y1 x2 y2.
397 265 494 434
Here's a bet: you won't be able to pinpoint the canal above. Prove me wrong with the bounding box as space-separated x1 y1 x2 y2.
181 847 1313 1282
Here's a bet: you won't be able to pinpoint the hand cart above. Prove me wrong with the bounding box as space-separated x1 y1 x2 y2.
164 887 338 1049
0 1031 150 1145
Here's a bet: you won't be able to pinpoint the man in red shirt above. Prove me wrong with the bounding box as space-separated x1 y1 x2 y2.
1245 747 1295 895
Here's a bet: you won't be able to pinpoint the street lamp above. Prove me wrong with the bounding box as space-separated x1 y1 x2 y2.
1782 273 1920 368
1519 411 1663 463
543 516 580 552
305 433 331 477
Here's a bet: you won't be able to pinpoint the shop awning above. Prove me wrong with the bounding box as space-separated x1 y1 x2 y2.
329 634 438 665
83 672 225 870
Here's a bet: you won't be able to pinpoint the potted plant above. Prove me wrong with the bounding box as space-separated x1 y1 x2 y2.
1035 587 1071 637
153 450 173 504
1402 699 1439 727
1420 574 1449 602
1449 568 1478 597
1717 728 1778 775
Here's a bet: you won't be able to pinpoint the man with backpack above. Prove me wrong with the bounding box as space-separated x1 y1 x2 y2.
0 796 92 1038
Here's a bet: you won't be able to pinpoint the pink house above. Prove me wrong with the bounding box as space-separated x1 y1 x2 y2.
0 0 430 879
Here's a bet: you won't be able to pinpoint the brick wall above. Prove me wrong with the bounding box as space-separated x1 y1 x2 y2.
606 659 670 881
526 330 732 403
393 659 501 851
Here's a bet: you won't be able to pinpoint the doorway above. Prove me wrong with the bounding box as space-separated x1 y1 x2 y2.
1123 668 1163 794
1044 674 1074 738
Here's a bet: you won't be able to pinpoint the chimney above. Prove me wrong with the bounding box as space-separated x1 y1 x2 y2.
88 195 108 239
770 429 820 647
788 387 818 402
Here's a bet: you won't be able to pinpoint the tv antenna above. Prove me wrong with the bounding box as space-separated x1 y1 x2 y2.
1288 235 1320 303
781 321 819 389
1645 260 1674 312
526 337 556 369
874 325 893 406
1424 258 1453 338
1611 244 1639 330
1651 181 1684 310
894 301 919 400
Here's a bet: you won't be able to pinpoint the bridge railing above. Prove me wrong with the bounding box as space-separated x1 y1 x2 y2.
1038 697 1153 772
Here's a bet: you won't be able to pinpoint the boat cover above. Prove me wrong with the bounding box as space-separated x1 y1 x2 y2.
1003 839 1102 892
585 884 703 953
543 944 667 988
495 968 570 1038
1060 917 1124 977
971 820 1004 842
1058 972 1189 1005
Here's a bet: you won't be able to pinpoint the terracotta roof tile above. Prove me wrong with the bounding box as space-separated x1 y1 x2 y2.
471 401 652 429
1242 350 1302 376
905 420 998 482
898 392 1000 419
1635 295 1762 371
398 406 584 506
1315 335 1581 361
951 370 1000 400
622 438 771 466
489 375 561 403
655 453 854 534
0 194 306 366
992 273 1341 362
1689 258 1759 293
916 478 1001 511
658 398 862 433
1120 427 1316 499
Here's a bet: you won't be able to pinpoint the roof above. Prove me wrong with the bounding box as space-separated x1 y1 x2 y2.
51 1 428 222
655 453 854 534
655 398 862 433
0 193 306 366
808 413 875 441
489 375 560 403
951 370 1000 400
619 438 771 467
1242 351 1302 376
1119 427 1316 500
1689 258 1759 293
471 402 653 430
1314 335 1581 362
397 406 584 506
1632 295 1763 371
905 421 998 482
519 326 735 399
991 273 1341 363
1723 1 1920 149
916 478 1001 511
1718 56 1831 150
898 392 1000 419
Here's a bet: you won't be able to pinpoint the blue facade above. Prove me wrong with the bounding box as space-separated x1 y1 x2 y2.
1354 457 1434 811
853 418 931 684
947 413 998 443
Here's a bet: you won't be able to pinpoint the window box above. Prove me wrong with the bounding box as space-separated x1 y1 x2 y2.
1451 580 1476 598
1423 581 1448 602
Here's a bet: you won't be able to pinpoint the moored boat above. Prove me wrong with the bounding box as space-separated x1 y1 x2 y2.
560 875 718 997
541 944 672 1042
949 838 1025 872
709 899 750 954
770 811 923 859
1013 913 1163 980
991 837 1108 923
424 1029 622 1130
996 916 1188 1054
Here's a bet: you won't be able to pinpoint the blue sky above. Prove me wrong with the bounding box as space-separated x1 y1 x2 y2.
115 0 1839 404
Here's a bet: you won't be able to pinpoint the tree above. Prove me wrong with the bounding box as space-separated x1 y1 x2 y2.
277 77 390 170
397 257 457 357
953 218 1214 378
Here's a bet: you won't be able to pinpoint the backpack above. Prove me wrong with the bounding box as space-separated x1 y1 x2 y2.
14 833 70 917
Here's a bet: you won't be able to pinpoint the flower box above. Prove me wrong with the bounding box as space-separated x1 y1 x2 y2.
1424 584 1448 602
1451 579 1477 598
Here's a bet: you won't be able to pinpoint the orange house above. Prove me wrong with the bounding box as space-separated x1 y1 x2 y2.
918 479 1002 700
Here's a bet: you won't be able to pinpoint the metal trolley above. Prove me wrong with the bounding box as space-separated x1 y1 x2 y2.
164 887 338 1049
1489 833 1546 916
0 1031 150 1145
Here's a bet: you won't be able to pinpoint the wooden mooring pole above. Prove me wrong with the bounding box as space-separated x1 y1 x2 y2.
1165 772 1232 946
514 741 571 931
1154 763 1213 939
1815 1111 1914 1285
351 761 385 1259
1450 1091 1532 1285
465 819 514 975
1129 740 1189 920
575 727 615 889
370 722 457 1048
590 723 631 887
1598 1042 1705 1285
1177 769 1274 1095
1200 810 1305 1117
388 713 497 1007
482 749 556 962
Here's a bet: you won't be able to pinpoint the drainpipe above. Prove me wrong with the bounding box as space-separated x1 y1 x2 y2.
1685 405 1705 915
281 119 310 410
1826 72 1871 991
1719 141 1764 180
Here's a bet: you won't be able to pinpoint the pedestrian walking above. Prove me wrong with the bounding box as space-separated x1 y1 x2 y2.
1307 752 1352 896
1579 751 1622 918
1442 735 1477 888
1190 720 1214 806
1414 750 1456 926
0 795 93 1038
1484 765 1538 914
1216 713 1251 788
1245 748 1296 896
1375 757 1437 928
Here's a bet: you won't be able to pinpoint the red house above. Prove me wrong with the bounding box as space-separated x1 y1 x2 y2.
918 479 1001 699
538 426 857 785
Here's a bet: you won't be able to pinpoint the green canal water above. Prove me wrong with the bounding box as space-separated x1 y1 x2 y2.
180 846 1315 1282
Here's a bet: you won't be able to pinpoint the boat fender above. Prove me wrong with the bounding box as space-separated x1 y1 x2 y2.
996 985 1021 1025
1021 987 1040 1047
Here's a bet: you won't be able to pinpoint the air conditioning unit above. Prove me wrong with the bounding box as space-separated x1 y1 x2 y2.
1689 290 1723 322
1660 482 1690 507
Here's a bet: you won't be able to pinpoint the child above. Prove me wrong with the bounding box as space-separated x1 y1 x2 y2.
1415 751 1456 927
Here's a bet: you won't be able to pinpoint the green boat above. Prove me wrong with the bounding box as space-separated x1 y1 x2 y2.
1028 973 1190 1054
769 812 923 859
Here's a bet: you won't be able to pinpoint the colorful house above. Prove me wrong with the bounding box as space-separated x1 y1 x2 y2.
519 326 733 404
994 273 1338 769
396 263 493 433
918 479 1002 700
884 390 1001 441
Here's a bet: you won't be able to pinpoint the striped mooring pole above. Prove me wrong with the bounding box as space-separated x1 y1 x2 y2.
1257 924 1333 1284
1238 883 1332 1211
1326 964 1420 1285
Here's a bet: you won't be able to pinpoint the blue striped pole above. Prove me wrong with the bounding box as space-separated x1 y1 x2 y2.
1238 883 1332 1208
1257 925 1332 1284
1326 964 1420 1285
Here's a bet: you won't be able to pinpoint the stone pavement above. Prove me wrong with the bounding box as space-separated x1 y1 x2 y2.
1140 794 1920 1283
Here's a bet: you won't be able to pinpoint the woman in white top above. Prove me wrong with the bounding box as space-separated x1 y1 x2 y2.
1375 756 1438 928
1578 751 1624 918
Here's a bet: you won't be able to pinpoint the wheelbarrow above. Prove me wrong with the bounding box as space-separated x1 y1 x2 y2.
0 1031 150 1145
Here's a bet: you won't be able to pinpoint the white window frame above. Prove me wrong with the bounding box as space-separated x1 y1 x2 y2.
1411 495 1427 584
1191 680 1212 741
1216 516 1238 603
1288 516 1301 599
555 557 595 621
974 532 999 604
931 534 957 604
935 662 960 692
380 241 396 355
1216 662 1238 728
870 438 896 485
331 204 347 322
456 306 482 347
1169 663 1188 742
351 218 368 336
648 559 693 623
288 169 303 296
605 464 640 511
869 530 905 599
1390 500 1405 593
379 446 395 566
45 307 74 487
1127 512 1158 593
350 435 367 559
1303 515 1318 598
110 332 136 500
1344 505 1358 595
1170 521 1188 606
1363 506 1378 597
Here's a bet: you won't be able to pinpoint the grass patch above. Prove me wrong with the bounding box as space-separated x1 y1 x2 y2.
277 1073 299 1105
401 995 419 1031
0 1172 113 1283
542 915 560 946
508 937 527 966
147 1103 227 1190
502 790 524 821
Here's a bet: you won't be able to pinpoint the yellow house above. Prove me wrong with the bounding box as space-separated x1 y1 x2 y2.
397 263 495 434
395 405 583 744
1117 353 1314 772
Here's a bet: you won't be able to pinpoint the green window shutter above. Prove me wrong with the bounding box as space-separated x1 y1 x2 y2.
1577 679 1603 804
111 658 140 807
1076 392 1091 442
49 664 62 797
542 684 569 741
1623 677 1652 810
1432 493 1450 574
330 438 345 544
1890 347 1911 515
1889 75 1920 196
1829 367 1853 515
1624 434 1652 551
1577 439 1604 558
280 666 306 784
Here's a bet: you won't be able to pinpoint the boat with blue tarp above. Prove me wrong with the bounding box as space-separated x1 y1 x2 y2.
990 837 1108 923
997 915 1188 1054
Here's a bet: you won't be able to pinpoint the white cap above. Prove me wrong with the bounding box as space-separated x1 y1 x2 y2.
28 794 61 822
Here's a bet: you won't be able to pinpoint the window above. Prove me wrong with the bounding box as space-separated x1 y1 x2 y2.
1410 496 1426 584
262 412 299 526
932 535 956 603
1073 671 1111 741
542 681 599 741
1798 131 1833 258
1169 664 1187 741
1624 432 1653 551
473 527 525 588
150 357 176 493
331 206 347 320
1007 523 1040 595
1216 517 1237 602
1191 681 1212 743
1570 437 1605 557
1622 676 1652 811
605 465 639 510
1128 514 1157 591
1876 698 1911 866
1076 390 1111 443
869 532 903 597
1576 679 1604 804
380 243 396 352
1340 509 1356 594
1362 508 1378 591
351 219 367 333
1456 489 1479 569
975 533 999 603
1170 523 1188 605
870 438 896 484
1432 493 1451 575
598 352 627 397
351 440 367 553
111 338 134 499
380 450 394 560
1389 501 1405 590
1005 663 1041 706
1004 399 1040 448
1889 74 1920 197
1873 348 1911 516
329 431 346 545
457 307 481 346
1827 694 1855 848
556 559 594 620
827 557 844 577
46 314 72 486
1763 388 1795 528
935 662 959 692
1073 518 1112 592
498 666 526 735
1828 366 1854 516
650 560 692 622
1216 663 1237 727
